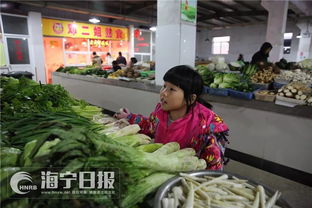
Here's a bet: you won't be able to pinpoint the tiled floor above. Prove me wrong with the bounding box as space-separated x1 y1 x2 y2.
224 160 312 208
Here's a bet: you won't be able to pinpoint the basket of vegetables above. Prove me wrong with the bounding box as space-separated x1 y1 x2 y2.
154 170 291 208
275 82 312 107
255 90 276 102
251 68 276 90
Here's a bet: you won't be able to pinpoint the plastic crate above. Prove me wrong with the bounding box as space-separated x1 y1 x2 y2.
203 86 210 94
228 85 263 100
275 95 305 107
206 87 229 96
228 89 254 100
252 82 270 90
273 82 286 90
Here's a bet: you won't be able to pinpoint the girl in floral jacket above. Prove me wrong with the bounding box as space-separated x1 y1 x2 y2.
115 65 229 170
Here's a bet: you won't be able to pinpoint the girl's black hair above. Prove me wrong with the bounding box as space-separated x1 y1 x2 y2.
163 65 212 112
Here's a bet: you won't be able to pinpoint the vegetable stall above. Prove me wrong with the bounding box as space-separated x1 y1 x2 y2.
0 77 204 208
196 58 312 106
0 76 292 208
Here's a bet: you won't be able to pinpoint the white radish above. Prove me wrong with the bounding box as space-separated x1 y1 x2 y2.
258 185 266 208
285 92 293 97
300 95 307 100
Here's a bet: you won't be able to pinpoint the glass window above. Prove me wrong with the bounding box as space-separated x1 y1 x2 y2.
43 37 64 83
212 36 230 55
2 15 28 35
111 40 129 60
134 30 151 53
65 53 89 65
64 38 88 52
143 55 151 62
134 54 142 62
7 37 30 64
90 39 110 53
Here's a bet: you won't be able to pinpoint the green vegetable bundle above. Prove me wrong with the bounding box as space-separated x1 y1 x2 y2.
209 73 254 92
242 64 258 77
197 66 215 86
1 112 206 208
56 65 108 77
0 77 102 121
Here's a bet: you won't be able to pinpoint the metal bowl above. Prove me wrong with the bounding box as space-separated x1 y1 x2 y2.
154 170 292 208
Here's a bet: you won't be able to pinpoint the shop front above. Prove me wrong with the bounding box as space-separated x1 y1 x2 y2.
42 18 129 83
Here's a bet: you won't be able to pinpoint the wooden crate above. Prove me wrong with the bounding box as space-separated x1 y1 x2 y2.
255 90 276 102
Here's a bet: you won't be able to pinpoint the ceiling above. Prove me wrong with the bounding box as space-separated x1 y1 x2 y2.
0 0 310 29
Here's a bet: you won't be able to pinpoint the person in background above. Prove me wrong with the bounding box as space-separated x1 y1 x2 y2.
114 65 229 170
237 54 244 62
106 52 114 65
116 52 127 66
92 51 103 67
112 61 121 72
128 57 138 67
251 42 273 65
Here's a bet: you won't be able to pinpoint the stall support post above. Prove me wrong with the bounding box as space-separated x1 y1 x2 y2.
28 11 46 84
261 0 289 62
129 25 135 59
155 0 197 86
296 20 312 61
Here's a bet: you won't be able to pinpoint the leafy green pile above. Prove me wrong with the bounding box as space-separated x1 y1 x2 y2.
56 65 107 77
1 112 206 208
197 66 215 86
210 73 254 92
0 77 103 121
241 64 258 77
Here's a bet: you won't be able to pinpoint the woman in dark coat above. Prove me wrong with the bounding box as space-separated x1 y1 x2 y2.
251 42 273 64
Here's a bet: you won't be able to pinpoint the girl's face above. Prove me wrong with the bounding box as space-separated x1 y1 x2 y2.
160 82 186 112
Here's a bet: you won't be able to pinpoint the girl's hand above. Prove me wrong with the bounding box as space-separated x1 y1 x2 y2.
114 108 130 119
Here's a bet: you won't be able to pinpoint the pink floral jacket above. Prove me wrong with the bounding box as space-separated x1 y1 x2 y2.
127 102 229 170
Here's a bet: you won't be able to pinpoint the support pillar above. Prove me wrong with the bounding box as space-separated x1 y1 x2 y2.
261 0 289 62
28 12 46 83
129 25 135 59
296 20 312 61
155 0 197 85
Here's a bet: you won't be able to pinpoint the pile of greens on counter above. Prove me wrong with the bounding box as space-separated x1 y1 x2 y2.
1 112 206 208
0 77 102 120
1 76 206 208
210 73 253 92
197 65 215 86
56 65 108 77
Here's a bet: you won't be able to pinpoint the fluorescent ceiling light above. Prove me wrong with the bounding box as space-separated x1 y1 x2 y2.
296 35 302 38
89 18 100 24
149 26 156 32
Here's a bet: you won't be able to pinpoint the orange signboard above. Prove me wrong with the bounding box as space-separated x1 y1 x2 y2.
42 18 128 41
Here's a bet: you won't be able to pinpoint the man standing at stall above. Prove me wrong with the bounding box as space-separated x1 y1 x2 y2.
116 51 127 66
92 51 103 67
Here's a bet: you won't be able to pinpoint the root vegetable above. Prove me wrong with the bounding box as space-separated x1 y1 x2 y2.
285 92 293 97
291 89 297 94
300 95 307 100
